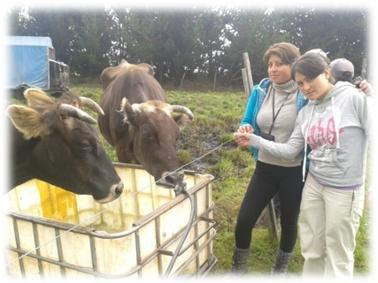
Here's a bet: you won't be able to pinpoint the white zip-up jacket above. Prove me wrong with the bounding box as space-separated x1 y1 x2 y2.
248 81 371 187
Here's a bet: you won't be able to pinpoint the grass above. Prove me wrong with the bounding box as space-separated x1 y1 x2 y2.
70 84 369 275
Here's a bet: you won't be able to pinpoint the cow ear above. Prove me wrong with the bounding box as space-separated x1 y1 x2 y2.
126 106 139 126
24 88 55 110
120 98 139 126
138 63 155 76
173 113 193 128
7 105 48 139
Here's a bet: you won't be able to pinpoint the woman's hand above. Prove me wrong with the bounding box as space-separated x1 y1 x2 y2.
234 132 253 148
237 124 253 134
357 80 372 95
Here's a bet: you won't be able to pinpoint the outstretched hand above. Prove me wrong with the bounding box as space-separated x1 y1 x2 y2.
237 124 253 134
234 131 253 148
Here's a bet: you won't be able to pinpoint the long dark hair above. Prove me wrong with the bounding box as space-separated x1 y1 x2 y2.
291 53 330 80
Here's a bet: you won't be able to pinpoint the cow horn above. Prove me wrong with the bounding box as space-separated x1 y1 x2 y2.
169 105 194 120
79 96 105 115
59 103 97 124
119 98 139 124
120 97 130 113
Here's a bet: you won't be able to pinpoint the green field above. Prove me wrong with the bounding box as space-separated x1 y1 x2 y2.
72 84 369 275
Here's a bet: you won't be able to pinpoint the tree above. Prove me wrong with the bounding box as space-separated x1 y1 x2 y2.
7 7 368 85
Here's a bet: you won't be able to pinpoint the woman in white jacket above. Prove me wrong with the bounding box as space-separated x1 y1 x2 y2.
234 52 371 277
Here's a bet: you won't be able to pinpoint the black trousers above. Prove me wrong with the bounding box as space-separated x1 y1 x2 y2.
235 161 304 252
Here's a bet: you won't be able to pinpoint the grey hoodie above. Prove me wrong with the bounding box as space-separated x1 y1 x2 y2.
248 81 371 187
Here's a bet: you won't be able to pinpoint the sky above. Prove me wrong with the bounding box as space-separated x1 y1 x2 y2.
1 0 377 282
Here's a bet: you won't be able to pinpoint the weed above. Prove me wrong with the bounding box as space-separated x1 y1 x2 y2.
177 150 192 164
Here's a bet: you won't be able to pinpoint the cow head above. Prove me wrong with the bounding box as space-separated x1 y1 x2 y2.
119 98 193 187
8 89 123 203
100 59 155 90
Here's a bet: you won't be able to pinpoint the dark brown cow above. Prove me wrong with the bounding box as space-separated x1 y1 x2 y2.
8 88 123 203
99 59 193 186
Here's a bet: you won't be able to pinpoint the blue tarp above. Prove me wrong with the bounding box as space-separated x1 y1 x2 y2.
7 36 52 89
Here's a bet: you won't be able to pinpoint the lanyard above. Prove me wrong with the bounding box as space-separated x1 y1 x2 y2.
268 88 291 134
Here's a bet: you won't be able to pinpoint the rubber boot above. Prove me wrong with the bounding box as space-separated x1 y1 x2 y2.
271 249 292 274
231 247 250 274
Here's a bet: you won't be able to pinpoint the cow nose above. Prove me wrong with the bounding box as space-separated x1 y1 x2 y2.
156 171 176 188
156 171 184 189
164 173 179 185
114 182 124 195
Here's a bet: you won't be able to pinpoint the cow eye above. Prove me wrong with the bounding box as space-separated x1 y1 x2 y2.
145 133 156 142
143 131 158 144
141 125 155 140
81 144 92 151
77 141 93 153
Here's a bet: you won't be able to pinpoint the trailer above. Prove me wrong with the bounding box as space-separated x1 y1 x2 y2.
6 163 217 278
6 36 69 95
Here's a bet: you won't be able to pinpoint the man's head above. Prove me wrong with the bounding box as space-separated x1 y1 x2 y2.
330 58 355 82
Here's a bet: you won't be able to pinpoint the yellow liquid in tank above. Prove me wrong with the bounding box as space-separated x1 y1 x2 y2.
36 180 79 224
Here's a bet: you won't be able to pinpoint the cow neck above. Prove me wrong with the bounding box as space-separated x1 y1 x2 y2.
11 162 33 187
11 138 38 187
128 124 136 152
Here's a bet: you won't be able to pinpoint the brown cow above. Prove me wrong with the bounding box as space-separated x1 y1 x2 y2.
8 88 123 203
99 60 193 186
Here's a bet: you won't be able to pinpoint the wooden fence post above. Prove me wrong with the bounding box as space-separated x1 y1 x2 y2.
242 52 254 96
213 71 217 91
241 68 249 98
179 72 186 89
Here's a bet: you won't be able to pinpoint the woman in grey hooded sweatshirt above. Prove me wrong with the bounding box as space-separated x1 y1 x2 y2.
234 52 370 277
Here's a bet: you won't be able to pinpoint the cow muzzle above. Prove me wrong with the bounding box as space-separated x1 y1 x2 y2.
96 182 124 203
155 171 184 189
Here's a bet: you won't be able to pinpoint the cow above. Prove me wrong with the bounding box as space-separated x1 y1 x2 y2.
98 59 193 187
7 88 123 203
